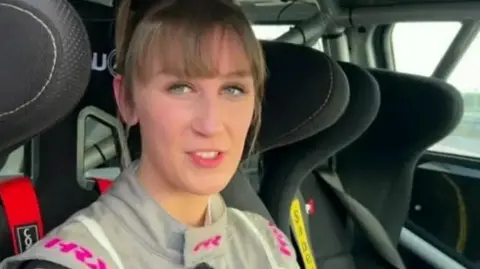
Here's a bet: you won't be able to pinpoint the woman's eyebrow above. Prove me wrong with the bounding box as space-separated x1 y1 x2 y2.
220 70 252 78
154 69 252 79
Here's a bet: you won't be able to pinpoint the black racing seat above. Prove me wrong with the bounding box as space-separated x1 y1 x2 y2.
34 0 117 235
70 0 117 116
0 0 91 259
300 68 462 269
221 41 349 219
299 62 381 269
258 58 363 237
328 69 463 269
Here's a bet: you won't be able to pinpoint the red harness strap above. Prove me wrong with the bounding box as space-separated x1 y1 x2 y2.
0 177 43 254
94 178 113 193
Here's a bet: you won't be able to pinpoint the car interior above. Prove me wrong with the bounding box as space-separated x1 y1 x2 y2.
1 0 480 269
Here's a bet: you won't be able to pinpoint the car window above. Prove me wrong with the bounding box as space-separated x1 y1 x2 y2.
392 22 461 77
391 21 480 264
440 33 480 159
312 39 324 51
252 24 292 40
391 22 480 159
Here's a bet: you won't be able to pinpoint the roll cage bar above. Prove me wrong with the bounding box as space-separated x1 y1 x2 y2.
274 0 480 82
268 0 480 45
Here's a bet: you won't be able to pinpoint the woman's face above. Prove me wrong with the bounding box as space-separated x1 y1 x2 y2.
115 30 255 196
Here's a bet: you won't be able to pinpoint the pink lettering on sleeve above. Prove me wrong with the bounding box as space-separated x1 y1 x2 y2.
43 237 109 269
268 222 292 256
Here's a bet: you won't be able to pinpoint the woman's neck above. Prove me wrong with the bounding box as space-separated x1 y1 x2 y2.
136 159 211 227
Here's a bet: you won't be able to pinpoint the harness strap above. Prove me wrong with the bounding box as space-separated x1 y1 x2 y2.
94 178 113 193
0 177 43 254
316 170 406 269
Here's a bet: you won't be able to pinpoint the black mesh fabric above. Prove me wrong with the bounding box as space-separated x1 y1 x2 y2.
0 0 91 154
0 0 91 259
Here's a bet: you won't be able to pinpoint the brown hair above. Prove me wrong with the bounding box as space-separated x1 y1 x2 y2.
115 0 265 154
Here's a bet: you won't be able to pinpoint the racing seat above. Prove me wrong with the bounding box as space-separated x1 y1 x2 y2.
0 0 91 259
298 62 381 268
70 0 117 116
300 69 462 269
221 41 349 219
257 58 379 236
327 69 463 269
34 0 117 234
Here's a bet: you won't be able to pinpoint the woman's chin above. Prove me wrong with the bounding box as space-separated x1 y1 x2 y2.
185 174 232 196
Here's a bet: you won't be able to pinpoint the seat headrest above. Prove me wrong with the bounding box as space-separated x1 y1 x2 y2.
364 69 463 154
317 62 380 151
258 41 349 152
0 0 91 153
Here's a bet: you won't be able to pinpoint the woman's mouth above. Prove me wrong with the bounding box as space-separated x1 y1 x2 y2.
188 151 225 168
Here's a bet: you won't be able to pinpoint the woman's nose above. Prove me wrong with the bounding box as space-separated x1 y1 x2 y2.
192 97 224 136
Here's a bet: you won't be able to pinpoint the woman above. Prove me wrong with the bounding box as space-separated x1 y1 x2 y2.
0 0 299 268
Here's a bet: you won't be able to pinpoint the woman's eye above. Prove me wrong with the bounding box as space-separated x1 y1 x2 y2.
168 84 193 94
223 86 245 96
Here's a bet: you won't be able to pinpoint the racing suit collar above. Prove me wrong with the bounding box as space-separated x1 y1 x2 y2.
106 161 228 265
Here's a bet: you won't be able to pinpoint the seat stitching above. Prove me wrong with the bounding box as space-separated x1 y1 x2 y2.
267 54 334 147
0 4 57 118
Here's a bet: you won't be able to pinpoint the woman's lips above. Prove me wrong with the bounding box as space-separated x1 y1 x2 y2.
187 151 225 168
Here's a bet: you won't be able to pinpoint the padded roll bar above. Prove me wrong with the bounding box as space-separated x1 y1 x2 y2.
275 13 331 44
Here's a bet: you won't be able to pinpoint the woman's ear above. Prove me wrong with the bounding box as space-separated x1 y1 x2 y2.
113 75 139 126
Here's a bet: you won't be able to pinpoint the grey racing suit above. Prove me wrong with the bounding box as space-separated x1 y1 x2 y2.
0 162 299 269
